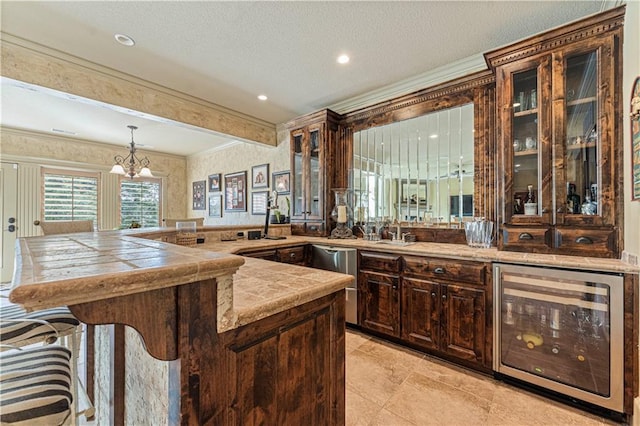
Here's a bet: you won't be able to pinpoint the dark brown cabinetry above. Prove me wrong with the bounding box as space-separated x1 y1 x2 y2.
358 252 402 337
402 256 488 368
485 7 624 258
286 109 345 236
358 251 491 371
240 244 309 266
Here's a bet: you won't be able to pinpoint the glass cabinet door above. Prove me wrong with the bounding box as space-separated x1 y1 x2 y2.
558 50 601 225
512 68 540 218
292 132 305 218
308 126 323 219
507 59 552 225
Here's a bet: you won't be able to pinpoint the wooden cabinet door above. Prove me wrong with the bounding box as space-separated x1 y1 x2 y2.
401 277 440 351
359 270 400 337
441 284 486 365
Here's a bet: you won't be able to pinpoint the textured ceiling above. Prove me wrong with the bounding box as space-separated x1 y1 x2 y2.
0 1 606 156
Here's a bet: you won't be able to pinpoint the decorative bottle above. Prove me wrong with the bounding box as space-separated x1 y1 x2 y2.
524 184 536 215
566 183 581 214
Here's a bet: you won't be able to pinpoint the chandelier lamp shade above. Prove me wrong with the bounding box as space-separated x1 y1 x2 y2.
109 125 153 179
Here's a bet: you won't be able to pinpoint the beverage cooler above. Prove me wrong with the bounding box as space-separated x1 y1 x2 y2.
493 264 624 413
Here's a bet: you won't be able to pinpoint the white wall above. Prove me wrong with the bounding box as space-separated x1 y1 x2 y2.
185 127 290 226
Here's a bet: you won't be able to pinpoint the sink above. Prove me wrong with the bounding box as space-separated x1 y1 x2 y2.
375 240 415 246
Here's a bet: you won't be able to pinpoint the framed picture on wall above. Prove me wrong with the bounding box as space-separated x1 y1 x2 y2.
224 171 247 211
252 164 269 189
272 170 290 195
208 173 221 192
192 180 206 210
251 191 268 215
209 195 222 217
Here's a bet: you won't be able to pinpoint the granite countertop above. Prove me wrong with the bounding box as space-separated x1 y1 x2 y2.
201 235 639 274
8 232 354 334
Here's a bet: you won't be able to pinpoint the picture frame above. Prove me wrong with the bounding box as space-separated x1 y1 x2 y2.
208 173 221 192
224 171 247 211
251 191 269 215
251 164 269 189
272 170 290 195
209 195 222 217
192 180 206 210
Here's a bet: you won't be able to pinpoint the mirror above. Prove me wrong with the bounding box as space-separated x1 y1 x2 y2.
351 103 474 228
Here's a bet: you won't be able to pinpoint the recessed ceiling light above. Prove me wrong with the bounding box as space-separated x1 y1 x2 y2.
114 33 135 47
257 94 268 101
337 54 350 64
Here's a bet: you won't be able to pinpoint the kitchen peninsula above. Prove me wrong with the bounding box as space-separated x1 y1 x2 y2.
9 230 352 425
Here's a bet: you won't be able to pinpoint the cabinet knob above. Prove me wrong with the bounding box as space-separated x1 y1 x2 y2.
434 267 446 274
290 253 296 258
392 285 397 290
431 292 436 297
518 232 533 240
309 226 318 231
575 236 593 244
442 294 447 299
542 207 549 213
557 206 566 213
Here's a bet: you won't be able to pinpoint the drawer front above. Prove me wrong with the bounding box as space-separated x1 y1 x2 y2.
555 228 616 258
359 251 402 273
404 255 486 286
276 246 307 264
500 226 552 253
242 249 277 261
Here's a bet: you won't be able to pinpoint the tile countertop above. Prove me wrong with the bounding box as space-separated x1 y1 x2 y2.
199 235 640 274
8 232 353 333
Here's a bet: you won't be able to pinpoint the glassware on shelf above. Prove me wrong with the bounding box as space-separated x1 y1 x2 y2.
524 184 537 215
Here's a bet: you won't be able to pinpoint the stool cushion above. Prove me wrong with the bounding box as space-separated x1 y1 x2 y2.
0 304 79 345
0 346 73 425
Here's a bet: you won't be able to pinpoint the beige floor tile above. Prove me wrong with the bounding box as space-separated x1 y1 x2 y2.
346 388 385 426
370 408 417 426
346 327 372 354
384 371 492 425
346 346 416 407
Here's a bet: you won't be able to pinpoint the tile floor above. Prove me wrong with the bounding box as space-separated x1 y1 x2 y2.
345 329 622 426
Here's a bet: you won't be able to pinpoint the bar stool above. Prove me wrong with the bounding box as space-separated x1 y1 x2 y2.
0 345 74 425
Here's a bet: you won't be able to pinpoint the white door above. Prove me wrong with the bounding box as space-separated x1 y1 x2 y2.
1 163 18 283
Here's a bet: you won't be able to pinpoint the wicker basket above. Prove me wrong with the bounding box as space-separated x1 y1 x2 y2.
176 232 197 247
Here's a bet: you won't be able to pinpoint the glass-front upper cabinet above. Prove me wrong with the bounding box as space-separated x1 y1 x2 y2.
501 57 552 227
488 6 623 258
290 123 324 221
556 49 608 227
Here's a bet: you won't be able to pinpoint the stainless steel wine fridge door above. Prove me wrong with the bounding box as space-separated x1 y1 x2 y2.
493 264 624 412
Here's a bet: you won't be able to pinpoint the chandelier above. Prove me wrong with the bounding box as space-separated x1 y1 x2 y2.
109 125 153 179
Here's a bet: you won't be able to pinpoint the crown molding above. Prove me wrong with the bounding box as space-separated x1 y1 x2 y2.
328 54 488 115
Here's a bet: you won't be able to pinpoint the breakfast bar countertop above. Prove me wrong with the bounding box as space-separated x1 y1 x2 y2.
8 232 353 333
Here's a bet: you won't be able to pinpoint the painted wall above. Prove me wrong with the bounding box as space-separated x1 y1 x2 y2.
0 128 187 233
184 126 290 226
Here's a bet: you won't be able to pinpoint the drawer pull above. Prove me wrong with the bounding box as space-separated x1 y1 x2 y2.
290 253 296 258
575 236 593 244
518 233 533 240
434 267 446 274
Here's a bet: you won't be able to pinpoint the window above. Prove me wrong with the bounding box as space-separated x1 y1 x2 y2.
43 169 99 224
120 178 161 228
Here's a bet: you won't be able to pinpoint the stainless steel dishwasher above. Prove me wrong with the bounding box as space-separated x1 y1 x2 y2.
311 245 357 324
